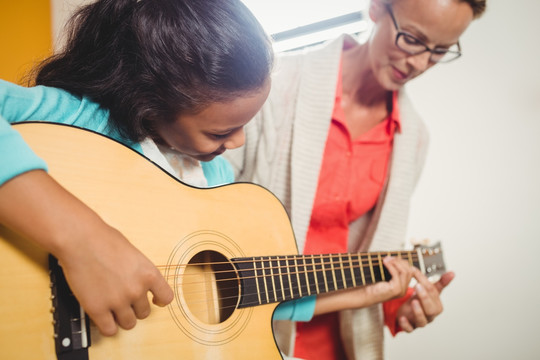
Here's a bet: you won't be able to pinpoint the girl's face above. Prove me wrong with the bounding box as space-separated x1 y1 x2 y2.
155 80 270 162
368 0 474 90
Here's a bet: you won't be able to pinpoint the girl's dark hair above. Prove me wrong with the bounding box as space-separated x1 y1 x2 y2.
33 0 274 142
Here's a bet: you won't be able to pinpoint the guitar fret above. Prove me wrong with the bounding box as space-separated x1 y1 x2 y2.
339 254 347 289
320 254 329 293
348 254 357 287
334 254 346 290
359 254 366 285
314 255 325 294
277 256 286 301
292 257 301 298
297 257 309 296
344 254 353 289
302 257 312 296
385 252 392 282
253 259 262 305
286 257 300 299
407 251 413 267
311 254 321 294
269 257 278 302
329 256 338 291
285 256 294 299
378 253 385 282
262 258 270 304
368 254 375 285
294 257 303 297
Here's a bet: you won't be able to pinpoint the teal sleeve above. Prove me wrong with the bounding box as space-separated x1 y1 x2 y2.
0 115 48 185
0 79 120 185
201 155 235 187
273 296 316 322
0 79 134 146
0 79 106 129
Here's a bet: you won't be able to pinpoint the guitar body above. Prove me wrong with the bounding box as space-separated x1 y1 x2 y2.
0 123 298 359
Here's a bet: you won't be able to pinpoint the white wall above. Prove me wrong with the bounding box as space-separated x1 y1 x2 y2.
50 0 93 50
386 0 540 358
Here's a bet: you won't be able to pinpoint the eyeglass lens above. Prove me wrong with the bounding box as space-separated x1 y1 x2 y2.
396 33 461 62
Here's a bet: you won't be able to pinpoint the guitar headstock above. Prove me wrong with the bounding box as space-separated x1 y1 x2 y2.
415 242 446 281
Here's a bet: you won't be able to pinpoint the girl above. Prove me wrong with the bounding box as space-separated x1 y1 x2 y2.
0 0 273 337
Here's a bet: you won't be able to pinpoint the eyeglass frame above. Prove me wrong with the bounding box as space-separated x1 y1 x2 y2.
385 3 462 63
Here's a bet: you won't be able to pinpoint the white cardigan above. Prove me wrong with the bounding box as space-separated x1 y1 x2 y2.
225 34 429 360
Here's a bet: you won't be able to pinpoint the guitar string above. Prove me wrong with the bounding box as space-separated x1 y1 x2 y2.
163 259 423 311
163 257 415 280
175 280 344 313
156 251 421 272
160 262 423 299
157 252 422 281
160 257 420 283
170 261 390 286
165 263 413 314
168 259 439 315
171 274 379 308
153 252 425 312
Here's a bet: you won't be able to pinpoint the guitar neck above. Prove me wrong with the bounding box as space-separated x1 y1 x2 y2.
233 250 424 308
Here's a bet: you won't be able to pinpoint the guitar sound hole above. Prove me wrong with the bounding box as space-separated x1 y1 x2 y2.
182 250 239 324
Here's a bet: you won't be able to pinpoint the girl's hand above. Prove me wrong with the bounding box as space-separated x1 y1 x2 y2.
0 170 174 336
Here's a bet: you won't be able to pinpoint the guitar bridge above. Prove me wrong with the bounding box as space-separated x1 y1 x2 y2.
49 255 91 360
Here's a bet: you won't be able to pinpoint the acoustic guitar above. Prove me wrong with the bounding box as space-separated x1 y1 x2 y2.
0 123 445 359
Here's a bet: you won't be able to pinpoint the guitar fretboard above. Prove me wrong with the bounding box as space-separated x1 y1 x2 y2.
233 251 421 308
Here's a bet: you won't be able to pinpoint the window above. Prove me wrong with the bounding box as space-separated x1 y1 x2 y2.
242 0 371 52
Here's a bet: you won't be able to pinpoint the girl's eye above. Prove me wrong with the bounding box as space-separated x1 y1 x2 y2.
211 133 230 140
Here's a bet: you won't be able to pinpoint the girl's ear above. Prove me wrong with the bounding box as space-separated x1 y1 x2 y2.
369 0 387 22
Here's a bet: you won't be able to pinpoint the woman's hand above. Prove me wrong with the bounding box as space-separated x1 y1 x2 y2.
396 270 455 332
314 256 415 315
0 170 174 336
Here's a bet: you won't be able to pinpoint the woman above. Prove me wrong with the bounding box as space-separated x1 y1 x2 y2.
0 0 273 337
225 0 486 358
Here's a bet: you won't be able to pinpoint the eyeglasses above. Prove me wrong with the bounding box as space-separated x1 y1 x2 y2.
385 4 461 63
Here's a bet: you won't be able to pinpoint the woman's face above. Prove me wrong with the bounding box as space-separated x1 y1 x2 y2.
154 80 271 162
368 0 474 90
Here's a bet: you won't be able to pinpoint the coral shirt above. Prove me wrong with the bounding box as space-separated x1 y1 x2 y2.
294 69 402 360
